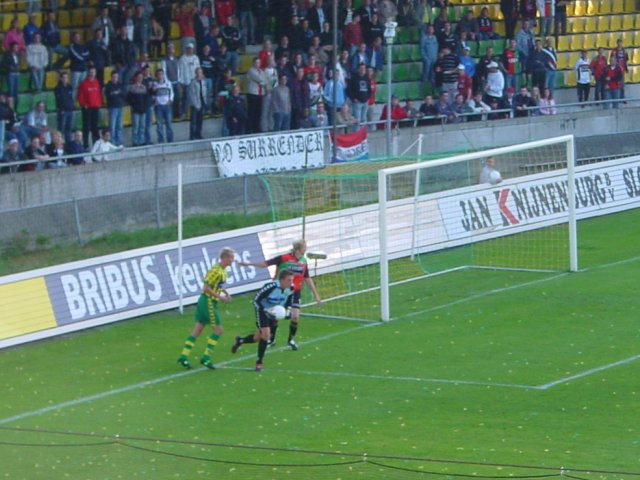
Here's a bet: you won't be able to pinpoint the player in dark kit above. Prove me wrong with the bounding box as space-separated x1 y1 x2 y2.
239 239 321 350
231 270 295 371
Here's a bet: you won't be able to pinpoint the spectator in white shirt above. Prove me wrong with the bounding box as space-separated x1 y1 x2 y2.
91 129 123 162
484 61 504 105
153 68 174 143
177 43 201 119
26 32 48 92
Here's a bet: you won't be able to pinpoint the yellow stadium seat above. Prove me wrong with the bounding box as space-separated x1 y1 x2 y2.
571 34 585 50
170 22 180 39
609 15 622 31
556 52 570 69
613 0 625 12
586 0 598 15
85 9 96 26
622 14 635 30
568 51 581 68
16 12 28 25
571 1 585 16
595 33 609 49
569 17 585 33
557 35 571 51
72 10 84 27
494 21 505 36
633 30 640 46
583 34 597 50
565 70 577 87
599 1 612 14
583 16 597 32
622 30 634 46
58 11 70 28
625 0 636 12
596 15 609 31
1 15 13 31
45 71 58 90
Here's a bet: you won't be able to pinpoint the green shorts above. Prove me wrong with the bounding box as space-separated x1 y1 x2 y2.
194 294 221 326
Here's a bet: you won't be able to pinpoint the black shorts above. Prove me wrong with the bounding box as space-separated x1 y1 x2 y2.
286 290 301 309
255 308 277 329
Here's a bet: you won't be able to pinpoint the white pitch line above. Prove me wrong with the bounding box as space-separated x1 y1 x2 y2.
223 366 539 390
537 354 640 390
0 323 378 426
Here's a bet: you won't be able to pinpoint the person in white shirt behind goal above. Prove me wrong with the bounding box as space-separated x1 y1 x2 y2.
479 156 503 185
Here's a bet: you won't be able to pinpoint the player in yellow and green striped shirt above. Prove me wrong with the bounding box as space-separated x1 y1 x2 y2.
177 247 235 370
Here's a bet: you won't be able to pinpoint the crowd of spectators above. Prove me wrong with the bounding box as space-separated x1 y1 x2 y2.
0 0 634 172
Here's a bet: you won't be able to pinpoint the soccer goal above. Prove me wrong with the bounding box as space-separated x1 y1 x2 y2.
378 135 578 321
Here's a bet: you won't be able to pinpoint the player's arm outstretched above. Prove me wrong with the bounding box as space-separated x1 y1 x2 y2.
304 277 322 304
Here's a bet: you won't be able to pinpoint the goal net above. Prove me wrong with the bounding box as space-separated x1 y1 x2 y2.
260 135 577 323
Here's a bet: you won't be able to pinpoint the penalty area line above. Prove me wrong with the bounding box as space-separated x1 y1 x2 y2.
537 354 640 390
223 366 539 390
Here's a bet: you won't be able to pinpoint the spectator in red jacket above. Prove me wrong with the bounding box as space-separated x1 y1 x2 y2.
77 67 102 148
215 0 235 26
343 14 363 56
604 56 624 109
378 95 408 129
175 3 196 52
590 47 608 103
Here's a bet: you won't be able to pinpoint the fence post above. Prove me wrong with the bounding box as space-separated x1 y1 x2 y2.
73 198 83 244
243 175 248 216
155 163 161 229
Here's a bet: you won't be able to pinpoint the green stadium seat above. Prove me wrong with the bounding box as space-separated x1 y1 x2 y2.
18 73 30 94
407 62 422 81
375 83 388 103
397 44 412 62
410 44 422 62
406 81 421 100
477 40 491 57
554 71 566 89
394 63 410 81
492 39 506 56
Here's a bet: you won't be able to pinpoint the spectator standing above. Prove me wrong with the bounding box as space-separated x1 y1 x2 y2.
343 14 363 56
261 57 278 133
65 130 86 165
3 19 26 53
420 24 439 85
194 5 213 54
199 44 217 114
500 39 519 91
26 33 48 93
92 7 116 47
437 22 457 52
133 4 152 57
237 0 256 45
515 20 535 87
307 0 328 35
153 69 174 143
111 26 137 87
221 15 242 74
367 37 384 72
69 32 90 98
1 43 22 109
574 49 591 105
142 66 155 145
457 64 473 102
439 47 460 95
247 58 268 134
528 39 548 92
590 47 608 103
91 129 123 162
604 56 623 109
347 63 371 126
148 17 165 58
178 43 201 119
87 29 110 85
224 85 248 136
459 46 476 79
25 101 51 145
77 67 102 149
54 71 74 143
161 43 181 119
215 0 235 26
175 3 196 52
153 0 173 45
323 68 346 125
542 37 557 93
258 39 275 69
485 61 505 105
366 66 377 130
290 68 310 129
104 70 126 147
555 0 568 35
350 43 370 75
23 14 42 46
536 0 554 37
271 75 292 131
127 72 150 146
41 10 68 70
475 46 494 92
364 12 383 46
188 67 207 140
610 39 629 101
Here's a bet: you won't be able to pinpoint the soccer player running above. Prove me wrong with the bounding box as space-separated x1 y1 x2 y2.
177 247 235 370
239 239 321 350
231 270 295 371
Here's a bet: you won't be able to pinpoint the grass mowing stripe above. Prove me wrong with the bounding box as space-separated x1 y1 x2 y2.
1 257 633 427
223 366 540 390
537 354 640 390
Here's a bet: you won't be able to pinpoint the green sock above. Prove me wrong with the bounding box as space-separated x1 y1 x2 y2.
179 335 196 359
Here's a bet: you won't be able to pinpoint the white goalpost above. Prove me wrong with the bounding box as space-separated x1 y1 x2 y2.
378 135 578 322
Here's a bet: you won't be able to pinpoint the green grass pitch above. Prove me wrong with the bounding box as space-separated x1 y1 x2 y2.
1 210 639 479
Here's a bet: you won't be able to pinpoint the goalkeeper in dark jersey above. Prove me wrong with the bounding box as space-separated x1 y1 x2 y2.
177 247 235 370
230 270 294 371
239 239 321 350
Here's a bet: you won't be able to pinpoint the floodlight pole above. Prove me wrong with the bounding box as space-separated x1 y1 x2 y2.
384 21 397 159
